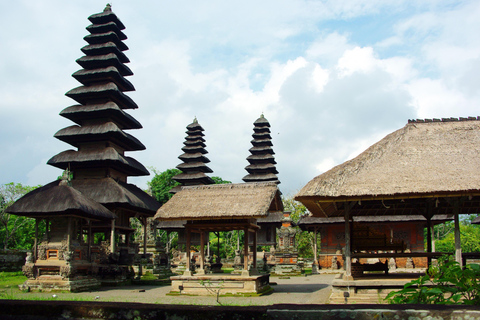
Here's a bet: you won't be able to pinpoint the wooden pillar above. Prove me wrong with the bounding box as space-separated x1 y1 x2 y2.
199 230 205 274
110 219 116 253
143 217 147 257
87 219 92 261
453 199 462 267
425 203 433 267
312 226 319 274
34 218 39 261
67 217 72 250
243 227 249 271
253 229 257 270
344 203 352 280
207 232 210 256
186 227 191 275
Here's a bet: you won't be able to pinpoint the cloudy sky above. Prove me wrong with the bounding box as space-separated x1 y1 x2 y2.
1 0 479 197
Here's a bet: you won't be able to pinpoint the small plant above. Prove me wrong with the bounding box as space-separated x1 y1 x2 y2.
199 279 224 305
385 256 480 305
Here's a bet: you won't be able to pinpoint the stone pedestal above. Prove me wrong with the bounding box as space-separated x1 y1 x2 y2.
170 274 271 296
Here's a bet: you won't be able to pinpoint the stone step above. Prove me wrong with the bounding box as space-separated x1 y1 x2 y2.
328 291 389 304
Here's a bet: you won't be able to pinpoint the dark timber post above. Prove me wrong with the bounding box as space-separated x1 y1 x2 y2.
344 202 353 280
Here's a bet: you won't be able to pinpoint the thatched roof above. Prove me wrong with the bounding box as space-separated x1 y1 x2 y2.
6 180 116 220
72 178 160 215
257 211 283 225
48 147 149 176
60 102 142 130
295 118 480 217
154 182 283 221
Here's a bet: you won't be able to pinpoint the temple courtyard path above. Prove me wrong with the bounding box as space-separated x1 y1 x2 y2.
13 274 337 306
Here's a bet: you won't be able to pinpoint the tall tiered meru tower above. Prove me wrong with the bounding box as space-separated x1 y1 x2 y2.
170 118 215 193
242 114 280 184
5 5 161 292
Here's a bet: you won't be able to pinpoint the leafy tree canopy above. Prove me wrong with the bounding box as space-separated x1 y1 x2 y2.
147 168 232 206
0 182 40 250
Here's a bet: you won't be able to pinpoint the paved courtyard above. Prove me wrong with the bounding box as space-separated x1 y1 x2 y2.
13 274 337 306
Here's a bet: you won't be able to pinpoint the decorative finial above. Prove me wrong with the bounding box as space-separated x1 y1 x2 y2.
260 113 264 118
193 117 198 124
104 3 112 12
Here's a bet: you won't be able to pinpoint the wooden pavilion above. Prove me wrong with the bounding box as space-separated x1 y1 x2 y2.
295 117 480 280
297 214 453 271
154 182 283 295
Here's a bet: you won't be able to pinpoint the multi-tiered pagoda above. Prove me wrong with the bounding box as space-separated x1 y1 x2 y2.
7 5 159 292
170 118 215 193
242 114 280 184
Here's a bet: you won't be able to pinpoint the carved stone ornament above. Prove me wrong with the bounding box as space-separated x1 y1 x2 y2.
60 265 76 280
59 240 69 260
38 242 48 260
25 252 34 264
22 264 36 280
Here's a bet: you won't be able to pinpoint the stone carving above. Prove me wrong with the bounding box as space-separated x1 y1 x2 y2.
38 242 48 260
25 252 33 264
60 265 76 280
331 256 338 270
22 264 35 280
59 240 69 261
388 257 397 271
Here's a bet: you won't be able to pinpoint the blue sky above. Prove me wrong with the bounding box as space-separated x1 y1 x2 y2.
1 0 479 197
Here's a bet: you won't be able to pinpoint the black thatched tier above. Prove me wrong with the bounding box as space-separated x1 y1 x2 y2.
60 102 142 129
183 140 206 147
81 42 129 63
72 67 134 92
176 162 214 173
178 153 210 163
88 6 125 30
76 54 133 76
48 147 149 176
72 178 160 215
5 180 116 220
248 146 275 154
181 145 208 153
86 21 127 40
243 115 279 184
172 172 215 185
54 122 145 151
84 31 128 51
66 82 138 109
242 173 280 183
251 138 273 146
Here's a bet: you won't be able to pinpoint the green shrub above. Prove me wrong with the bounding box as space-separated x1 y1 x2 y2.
385 256 480 305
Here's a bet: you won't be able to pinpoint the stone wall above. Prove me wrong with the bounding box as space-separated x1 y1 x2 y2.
0 300 479 320
0 250 27 272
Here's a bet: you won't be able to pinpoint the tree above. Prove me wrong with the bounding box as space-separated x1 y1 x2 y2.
0 183 40 250
148 168 232 206
147 168 181 206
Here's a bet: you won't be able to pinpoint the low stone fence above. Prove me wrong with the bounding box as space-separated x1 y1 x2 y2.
0 250 27 272
0 301 480 320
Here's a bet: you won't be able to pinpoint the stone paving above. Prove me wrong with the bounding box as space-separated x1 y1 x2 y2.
13 274 337 306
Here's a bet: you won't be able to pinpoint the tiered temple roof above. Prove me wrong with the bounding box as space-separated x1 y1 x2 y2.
242 114 280 184
170 118 214 193
48 4 149 183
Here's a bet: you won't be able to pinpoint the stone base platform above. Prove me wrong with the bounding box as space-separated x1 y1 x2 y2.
330 272 426 304
169 273 271 296
20 275 101 292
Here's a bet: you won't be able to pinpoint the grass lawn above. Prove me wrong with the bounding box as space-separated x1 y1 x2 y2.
0 271 26 289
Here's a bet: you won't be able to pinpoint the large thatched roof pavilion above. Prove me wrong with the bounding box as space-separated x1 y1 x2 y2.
295 117 480 279
154 182 283 295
